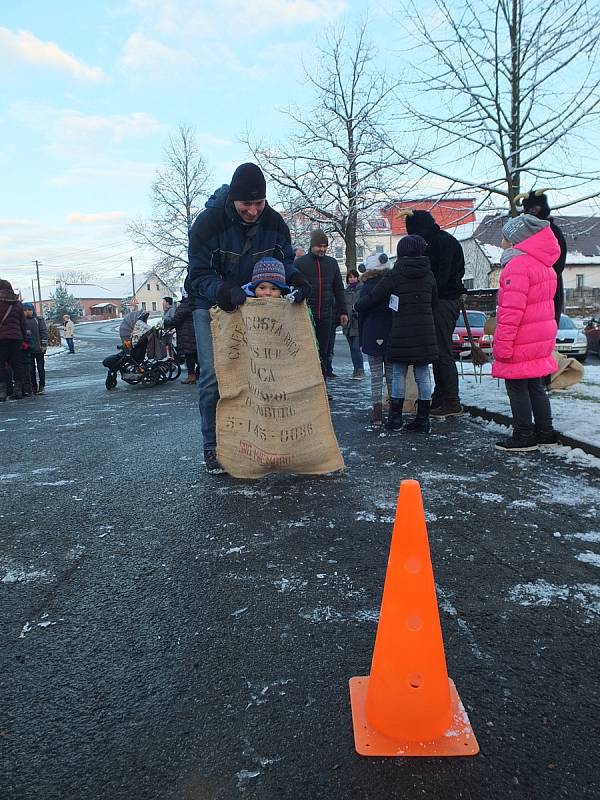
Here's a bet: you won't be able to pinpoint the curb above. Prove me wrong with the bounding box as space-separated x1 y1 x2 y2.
463 403 600 460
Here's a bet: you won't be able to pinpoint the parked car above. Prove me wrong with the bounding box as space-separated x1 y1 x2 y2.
555 314 587 362
584 317 600 356
452 310 488 357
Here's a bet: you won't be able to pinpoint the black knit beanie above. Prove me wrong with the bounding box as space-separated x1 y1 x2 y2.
405 210 437 236
397 234 428 258
229 163 267 201
310 229 329 248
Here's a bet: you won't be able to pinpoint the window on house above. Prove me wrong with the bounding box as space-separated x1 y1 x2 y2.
141 302 147 311
356 246 364 259
576 274 585 289
147 283 151 291
152 301 157 311
463 278 474 290
156 284 160 291
335 247 343 259
375 244 384 254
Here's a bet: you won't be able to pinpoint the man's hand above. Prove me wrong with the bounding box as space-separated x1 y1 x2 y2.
286 285 309 304
20 341 29 351
217 285 247 312
340 314 349 328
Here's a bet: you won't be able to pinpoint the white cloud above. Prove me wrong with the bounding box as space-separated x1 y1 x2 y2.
0 26 107 83
66 211 128 225
49 160 157 189
120 32 195 73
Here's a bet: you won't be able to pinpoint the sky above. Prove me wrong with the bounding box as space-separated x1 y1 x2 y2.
2 0 391 297
1 0 599 299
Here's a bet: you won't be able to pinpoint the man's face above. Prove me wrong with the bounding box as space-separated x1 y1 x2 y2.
234 199 266 224
311 244 327 258
254 282 282 298
25 309 33 317
162 300 170 312
63 316 69 322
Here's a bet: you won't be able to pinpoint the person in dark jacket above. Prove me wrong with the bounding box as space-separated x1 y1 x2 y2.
23 303 48 394
356 236 438 433
342 269 364 378
405 210 465 418
356 255 393 425
0 280 28 401
294 230 347 378
184 162 310 475
521 190 566 325
164 295 197 384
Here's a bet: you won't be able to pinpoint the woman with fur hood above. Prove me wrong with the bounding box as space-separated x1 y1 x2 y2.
492 214 560 452
356 253 393 425
0 279 28 401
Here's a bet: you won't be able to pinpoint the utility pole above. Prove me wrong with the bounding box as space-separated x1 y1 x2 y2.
130 256 136 305
31 279 37 310
33 260 43 316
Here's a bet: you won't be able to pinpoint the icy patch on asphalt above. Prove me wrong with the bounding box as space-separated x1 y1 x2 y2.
1 558 50 584
474 492 503 503
299 604 379 623
544 445 600 471
0 474 20 481
567 531 600 543
576 552 600 567
508 500 536 509
508 579 600 618
274 576 308 593
37 480 75 487
437 586 491 662
538 475 599 507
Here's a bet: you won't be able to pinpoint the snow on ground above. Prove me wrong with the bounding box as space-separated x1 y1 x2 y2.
458 362 600 449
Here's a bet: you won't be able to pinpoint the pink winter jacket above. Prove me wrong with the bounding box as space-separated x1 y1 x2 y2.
492 227 559 380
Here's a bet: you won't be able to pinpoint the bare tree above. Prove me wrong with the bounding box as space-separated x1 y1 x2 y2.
243 23 410 270
129 123 212 282
57 270 94 284
394 0 600 214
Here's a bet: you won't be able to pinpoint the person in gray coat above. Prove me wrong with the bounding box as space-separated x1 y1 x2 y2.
23 303 48 394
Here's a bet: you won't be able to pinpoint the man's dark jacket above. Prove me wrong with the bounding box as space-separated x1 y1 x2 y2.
185 185 302 310
294 252 347 320
405 216 465 300
549 219 567 324
24 313 48 353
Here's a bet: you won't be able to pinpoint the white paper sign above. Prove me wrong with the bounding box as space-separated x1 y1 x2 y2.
389 294 399 312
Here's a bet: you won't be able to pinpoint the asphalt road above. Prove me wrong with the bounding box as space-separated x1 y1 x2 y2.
1 322 599 800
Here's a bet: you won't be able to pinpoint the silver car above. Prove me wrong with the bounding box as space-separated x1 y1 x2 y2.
556 314 588 362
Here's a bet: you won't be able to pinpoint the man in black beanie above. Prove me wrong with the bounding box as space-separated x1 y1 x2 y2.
294 229 348 379
405 210 465 417
184 162 310 475
522 191 567 325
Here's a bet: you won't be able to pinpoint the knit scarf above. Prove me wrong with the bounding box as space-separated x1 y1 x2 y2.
500 246 522 267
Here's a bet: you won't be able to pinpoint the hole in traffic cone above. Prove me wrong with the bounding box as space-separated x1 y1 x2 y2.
349 479 479 756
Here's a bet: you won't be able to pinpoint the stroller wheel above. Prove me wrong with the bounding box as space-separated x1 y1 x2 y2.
105 371 118 390
165 359 181 380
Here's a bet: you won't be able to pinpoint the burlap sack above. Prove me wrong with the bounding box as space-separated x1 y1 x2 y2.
550 350 584 391
211 299 345 478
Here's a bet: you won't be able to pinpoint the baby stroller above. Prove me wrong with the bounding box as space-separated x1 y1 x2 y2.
103 311 181 390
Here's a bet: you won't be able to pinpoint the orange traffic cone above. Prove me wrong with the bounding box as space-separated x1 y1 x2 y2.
349 479 479 756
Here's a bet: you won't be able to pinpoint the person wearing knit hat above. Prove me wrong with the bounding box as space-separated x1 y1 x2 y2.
184 162 310 475
404 209 465 418
520 192 567 325
23 302 49 395
294 230 348 380
244 257 290 297
492 211 560 452
355 234 438 433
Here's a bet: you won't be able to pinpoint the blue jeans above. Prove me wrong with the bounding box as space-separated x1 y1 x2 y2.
346 335 364 371
65 338 74 353
192 308 219 450
391 363 432 400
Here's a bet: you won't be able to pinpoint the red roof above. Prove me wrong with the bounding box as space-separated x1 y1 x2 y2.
381 199 476 235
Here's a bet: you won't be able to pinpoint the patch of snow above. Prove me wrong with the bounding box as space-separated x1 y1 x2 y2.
475 492 503 503
568 532 600 543
576 552 600 567
509 579 600 617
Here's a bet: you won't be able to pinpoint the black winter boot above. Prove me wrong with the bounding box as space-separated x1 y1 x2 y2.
404 399 431 433
386 398 404 430
0 383 7 402
11 381 23 400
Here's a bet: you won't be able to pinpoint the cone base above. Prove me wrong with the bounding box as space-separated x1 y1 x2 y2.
349 676 479 757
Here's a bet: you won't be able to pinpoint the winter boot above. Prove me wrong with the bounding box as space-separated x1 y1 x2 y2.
495 431 538 452
370 401 383 426
181 373 197 384
535 425 559 447
403 399 431 433
386 398 404 430
11 381 23 400
0 383 7 402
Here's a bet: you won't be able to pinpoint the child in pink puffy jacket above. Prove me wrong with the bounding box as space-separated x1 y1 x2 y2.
492 214 559 452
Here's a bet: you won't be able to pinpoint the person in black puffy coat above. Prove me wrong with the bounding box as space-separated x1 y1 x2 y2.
164 296 198 384
355 236 438 433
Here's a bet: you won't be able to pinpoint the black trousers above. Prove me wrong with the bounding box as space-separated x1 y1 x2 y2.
314 315 333 376
505 377 553 436
30 352 46 390
184 351 198 375
0 340 26 383
432 298 460 404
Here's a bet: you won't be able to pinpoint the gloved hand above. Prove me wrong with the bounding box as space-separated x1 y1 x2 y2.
217 285 247 312
285 273 310 304
20 341 29 350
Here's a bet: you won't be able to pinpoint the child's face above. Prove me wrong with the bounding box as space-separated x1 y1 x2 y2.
255 282 282 298
348 276 358 286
